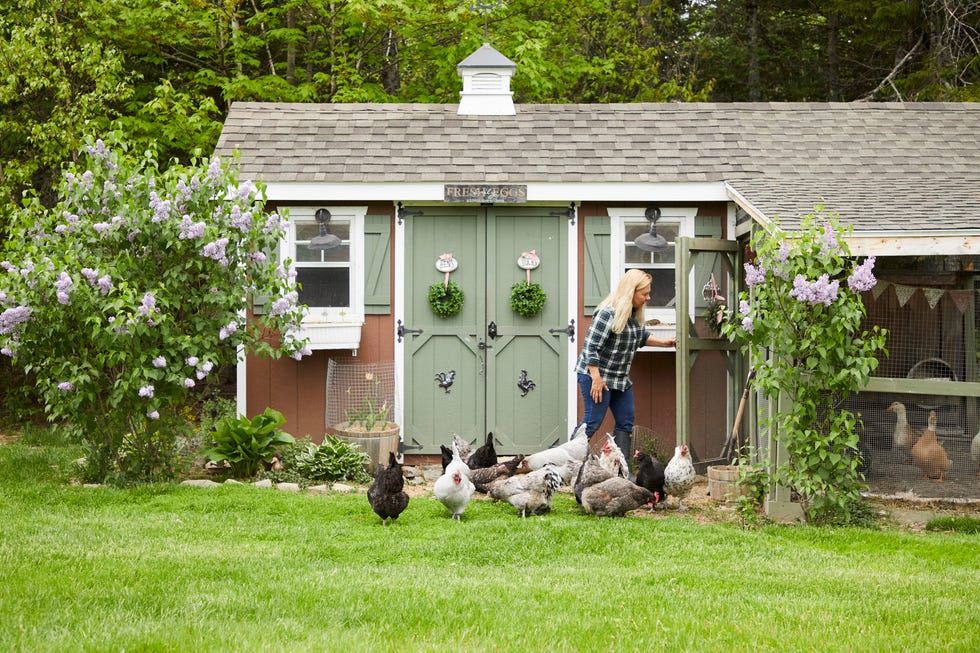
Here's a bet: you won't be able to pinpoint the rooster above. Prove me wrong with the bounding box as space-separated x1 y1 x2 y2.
911 410 950 482
488 466 562 517
573 453 616 504
664 443 696 511
634 449 666 508
469 455 526 493
467 431 498 470
581 477 657 517
367 451 409 526
523 423 590 484
885 401 917 463
433 442 475 520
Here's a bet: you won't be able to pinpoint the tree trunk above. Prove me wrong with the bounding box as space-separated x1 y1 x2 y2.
746 0 760 101
827 11 841 101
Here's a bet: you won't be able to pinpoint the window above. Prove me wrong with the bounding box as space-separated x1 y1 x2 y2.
285 206 367 349
608 207 697 326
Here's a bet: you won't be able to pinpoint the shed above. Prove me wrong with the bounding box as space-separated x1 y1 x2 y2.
214 44 980 509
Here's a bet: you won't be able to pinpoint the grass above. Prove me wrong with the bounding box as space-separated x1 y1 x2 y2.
1 432 978 652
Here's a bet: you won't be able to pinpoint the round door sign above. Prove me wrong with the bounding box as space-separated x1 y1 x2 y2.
436 253 458 273
517 250 540 270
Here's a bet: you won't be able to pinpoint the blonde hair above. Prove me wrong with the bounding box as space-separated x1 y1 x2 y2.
598 269 651 333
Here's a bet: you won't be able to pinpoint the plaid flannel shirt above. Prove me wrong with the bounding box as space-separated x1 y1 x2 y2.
574 306 650 391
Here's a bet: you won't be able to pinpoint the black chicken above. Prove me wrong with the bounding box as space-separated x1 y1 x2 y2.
634 449 666 508
467 431 498 470
367 451 409 526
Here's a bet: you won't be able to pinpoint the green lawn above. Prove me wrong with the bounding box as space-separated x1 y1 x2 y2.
1 436 978 652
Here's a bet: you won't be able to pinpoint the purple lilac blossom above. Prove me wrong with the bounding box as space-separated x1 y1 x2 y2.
58 381 74 391
152 356 166 368
219 321 238 340
237 180 255 200
81 268 98 284
147 410 160 420
96 275 113 295
138 385 154 398
183 378 196 388
1 261 16 273
93 221 112 234
790 273 839 306
270 291 298 317
139 292 156 316
820 222 839 255
178 215 206 240
741 316 754 333
149 191 171 223
744 263 766 287
206 157 222 183
201 238 229 265
1 306 31 335
229 206 252 232
54 272 73 305
1 347 12 357
186 356 199 367
739 300 751 316
847 256 877 292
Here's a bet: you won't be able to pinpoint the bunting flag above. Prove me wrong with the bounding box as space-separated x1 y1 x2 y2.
871 281 890 301
922 288 944 309
893 284 917 308
948 290 974 315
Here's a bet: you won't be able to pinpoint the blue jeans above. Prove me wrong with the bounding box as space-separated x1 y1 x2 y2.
577 372 635 438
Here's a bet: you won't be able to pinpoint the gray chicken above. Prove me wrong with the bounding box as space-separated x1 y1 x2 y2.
573 453 616 504
580 477 656 517
488 465 563 517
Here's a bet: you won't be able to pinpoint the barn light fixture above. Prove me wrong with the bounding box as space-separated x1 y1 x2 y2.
634 206 670 253
309 208 342 251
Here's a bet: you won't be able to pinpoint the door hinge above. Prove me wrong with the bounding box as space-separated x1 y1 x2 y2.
396 319 423 343
548 319 575 341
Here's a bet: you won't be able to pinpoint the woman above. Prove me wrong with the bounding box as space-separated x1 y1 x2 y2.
574 269 676 456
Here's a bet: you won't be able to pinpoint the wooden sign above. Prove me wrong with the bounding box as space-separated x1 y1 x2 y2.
444 184 527 204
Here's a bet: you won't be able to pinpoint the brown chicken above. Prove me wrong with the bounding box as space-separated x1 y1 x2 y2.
911 410 950 482
580 477 656 517
469 455 526 493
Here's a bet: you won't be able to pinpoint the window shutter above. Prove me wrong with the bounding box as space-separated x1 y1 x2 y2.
364 214 391 314
584 216 611 314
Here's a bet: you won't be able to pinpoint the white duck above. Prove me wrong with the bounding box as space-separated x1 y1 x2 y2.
885 401 916 462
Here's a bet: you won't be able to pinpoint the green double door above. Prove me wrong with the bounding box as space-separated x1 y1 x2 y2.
402 205 570 454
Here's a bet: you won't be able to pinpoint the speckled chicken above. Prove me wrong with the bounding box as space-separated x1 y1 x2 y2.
367 451 409 526
433 442 475 520
663 443 696 511
488 465 563 517
581 477 656 517
469 455 526 493
911 410 949 482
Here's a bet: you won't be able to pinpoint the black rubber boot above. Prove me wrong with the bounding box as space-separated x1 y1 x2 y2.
612 429 632 478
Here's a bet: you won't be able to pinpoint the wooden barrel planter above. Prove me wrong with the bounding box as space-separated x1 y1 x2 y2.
333 422 400 474
707 465 750 504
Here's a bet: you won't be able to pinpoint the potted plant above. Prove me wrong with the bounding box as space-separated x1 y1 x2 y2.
332 374 400 473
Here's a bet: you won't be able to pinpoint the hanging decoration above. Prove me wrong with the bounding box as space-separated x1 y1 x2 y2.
511 250 547 318
701 272 727 335
429 253 464 318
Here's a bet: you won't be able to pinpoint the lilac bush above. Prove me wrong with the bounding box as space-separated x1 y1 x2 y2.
0 137 310 482
722 210 887 524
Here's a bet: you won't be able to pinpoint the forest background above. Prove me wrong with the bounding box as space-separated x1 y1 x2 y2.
1 0 977 408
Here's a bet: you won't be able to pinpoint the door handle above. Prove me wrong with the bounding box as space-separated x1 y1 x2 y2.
487 321 497 340
478 340 493 350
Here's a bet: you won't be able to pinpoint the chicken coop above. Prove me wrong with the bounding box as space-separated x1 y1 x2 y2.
843 255 980 501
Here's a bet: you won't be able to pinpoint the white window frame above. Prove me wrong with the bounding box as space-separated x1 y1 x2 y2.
608 207 698 329
284 205 367 350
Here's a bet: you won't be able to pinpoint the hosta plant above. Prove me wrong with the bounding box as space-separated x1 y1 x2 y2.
200 408 295 478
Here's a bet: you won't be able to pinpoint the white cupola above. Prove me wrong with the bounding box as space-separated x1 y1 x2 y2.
456 42 517 116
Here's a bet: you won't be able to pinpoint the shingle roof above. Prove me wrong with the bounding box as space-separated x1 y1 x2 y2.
214 102 980 231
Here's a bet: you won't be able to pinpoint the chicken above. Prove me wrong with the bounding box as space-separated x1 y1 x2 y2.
581 477 657 517
885 401 917 462
440 433 474 472
367 451 409 526
663 443 696 510
971 427 980 476
598 433 630 479
522 423 590 484
433 442 475 520
634 449 666 507
469 455 527 493
573 453 616 504
467 431 498 470
911 410 950 482
488 465 563 517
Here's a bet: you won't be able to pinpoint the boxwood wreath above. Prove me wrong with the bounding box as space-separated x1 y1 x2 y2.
510 281 547 317
428 281 464 318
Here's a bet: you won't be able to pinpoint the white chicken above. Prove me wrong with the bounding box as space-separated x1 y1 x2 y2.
972 427 980 477
433 442 475 520
597 433 630 479
663 443 696 511
522 423 589 484
885 401 916 463
488 465 563 517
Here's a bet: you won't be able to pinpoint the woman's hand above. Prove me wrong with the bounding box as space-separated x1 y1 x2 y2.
589 369 607 402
